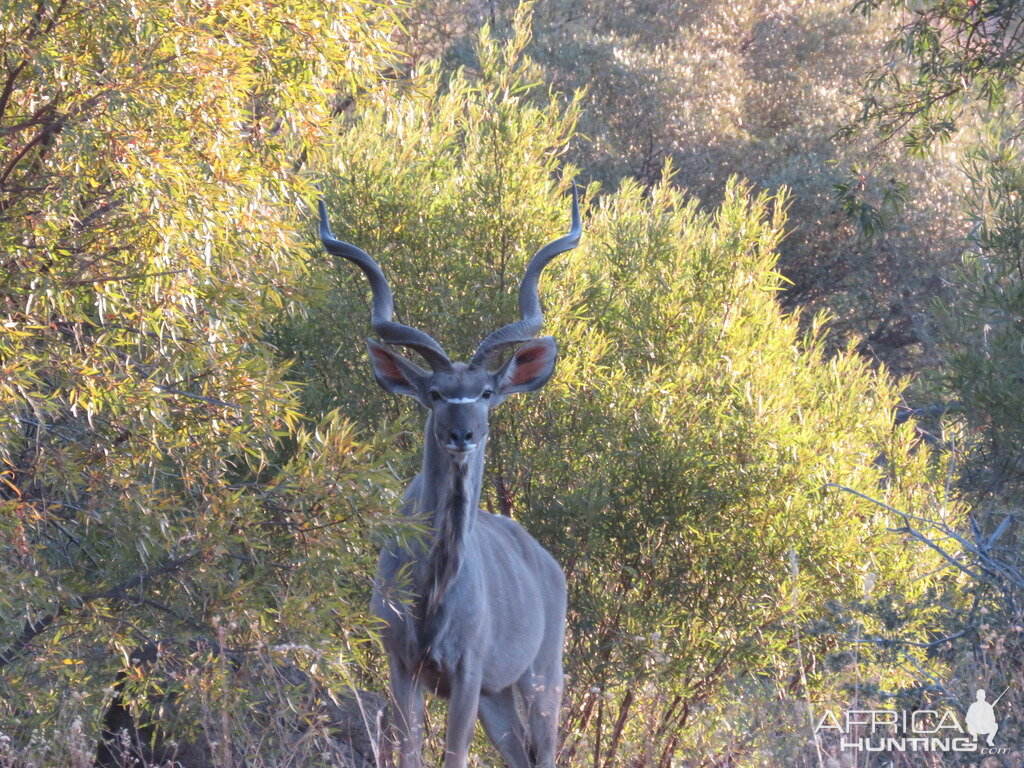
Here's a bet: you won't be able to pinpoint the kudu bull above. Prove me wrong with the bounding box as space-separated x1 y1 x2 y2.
319 189 580 768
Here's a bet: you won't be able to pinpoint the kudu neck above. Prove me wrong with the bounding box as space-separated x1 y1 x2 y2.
415 412 486 617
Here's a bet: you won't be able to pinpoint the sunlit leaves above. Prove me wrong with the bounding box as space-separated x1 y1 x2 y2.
853 0 1024 150
0 0 403 759
285 28 955 762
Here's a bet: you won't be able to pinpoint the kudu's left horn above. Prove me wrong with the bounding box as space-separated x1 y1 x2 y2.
469 185 582 368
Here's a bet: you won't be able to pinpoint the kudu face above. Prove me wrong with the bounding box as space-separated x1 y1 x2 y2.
366 337 558 459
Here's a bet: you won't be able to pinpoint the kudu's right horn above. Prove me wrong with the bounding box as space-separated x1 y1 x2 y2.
319 200 452 372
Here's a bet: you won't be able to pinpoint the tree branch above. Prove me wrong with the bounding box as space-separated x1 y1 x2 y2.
0 550 202 671
825 483 985 581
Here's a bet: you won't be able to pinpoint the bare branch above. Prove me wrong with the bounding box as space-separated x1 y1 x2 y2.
152 385 240 409
825 483 984 580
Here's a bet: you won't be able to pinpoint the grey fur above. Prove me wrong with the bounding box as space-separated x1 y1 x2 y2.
320 192 579 768
372 409 567 768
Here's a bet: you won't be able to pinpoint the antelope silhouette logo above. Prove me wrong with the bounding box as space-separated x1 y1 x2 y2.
965 688 1001 747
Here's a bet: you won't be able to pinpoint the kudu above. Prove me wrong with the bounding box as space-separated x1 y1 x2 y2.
319 190 580 768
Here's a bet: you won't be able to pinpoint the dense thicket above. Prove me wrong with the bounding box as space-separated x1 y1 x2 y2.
0 1 1007 767
278 24 954 765
397 0 970 376
854 0 1024 496
0 1 404 764
851 2 1024 750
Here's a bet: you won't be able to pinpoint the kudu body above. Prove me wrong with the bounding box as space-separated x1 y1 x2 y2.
319 192 580 768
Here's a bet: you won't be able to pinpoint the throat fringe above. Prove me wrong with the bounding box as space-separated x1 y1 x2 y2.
423 462 469 618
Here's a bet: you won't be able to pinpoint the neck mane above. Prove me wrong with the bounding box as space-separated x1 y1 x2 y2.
418 412 486 616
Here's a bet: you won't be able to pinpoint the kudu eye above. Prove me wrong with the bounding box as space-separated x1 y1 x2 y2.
430 391 441 402
481 389 493 400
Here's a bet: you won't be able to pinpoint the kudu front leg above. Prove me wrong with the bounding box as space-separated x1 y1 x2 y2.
389 659 426 768
444 667 483 768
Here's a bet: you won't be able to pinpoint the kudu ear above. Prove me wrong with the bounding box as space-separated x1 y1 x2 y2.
495 337 558 398
367 339 431 404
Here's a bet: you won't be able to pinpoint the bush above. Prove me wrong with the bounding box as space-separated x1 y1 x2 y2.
0 1 404 762
396 0 968 377
281 22 957 764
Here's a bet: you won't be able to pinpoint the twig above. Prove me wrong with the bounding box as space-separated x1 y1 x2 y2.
825 484 984 580
62 269 186 287
152 385 240 409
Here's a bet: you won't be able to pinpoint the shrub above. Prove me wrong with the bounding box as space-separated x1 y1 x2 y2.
282 22 957 764
397 0 968 377
0 1 403 762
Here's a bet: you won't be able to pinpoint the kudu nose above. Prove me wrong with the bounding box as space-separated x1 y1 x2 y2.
449 429 473 446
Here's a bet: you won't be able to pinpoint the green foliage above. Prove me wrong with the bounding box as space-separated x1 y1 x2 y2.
938 127 1024 493
0 0 405 760
276 11 582 428
398 0 967 376
519 176 953 764
853 0 1024 152
893 124 1024 746
835 1 1024 758
832 171 911 242
0 3 974 765
284 24 956 763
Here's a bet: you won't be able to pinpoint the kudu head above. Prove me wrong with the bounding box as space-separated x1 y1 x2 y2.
319 188 581 459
